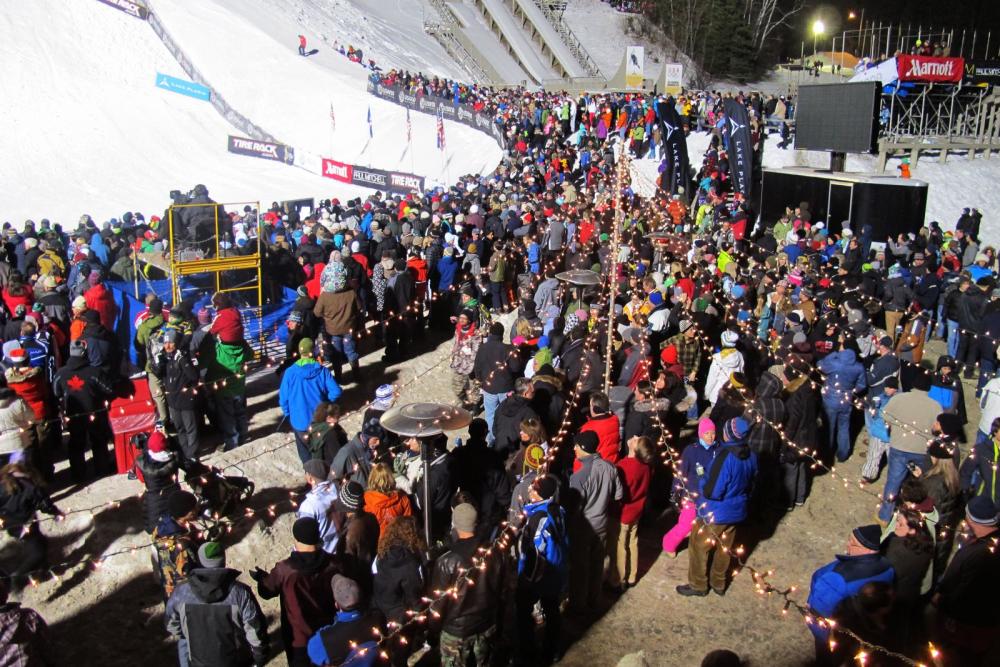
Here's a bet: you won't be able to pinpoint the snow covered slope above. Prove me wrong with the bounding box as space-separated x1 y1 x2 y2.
151 0 502 184
0 0 346 226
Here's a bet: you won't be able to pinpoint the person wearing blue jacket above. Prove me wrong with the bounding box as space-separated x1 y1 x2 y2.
279 337 343 464
677 417 757 598
817 347 867 462
807 524 894 662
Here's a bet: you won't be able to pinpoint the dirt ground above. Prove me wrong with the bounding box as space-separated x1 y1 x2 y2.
0 330 974 667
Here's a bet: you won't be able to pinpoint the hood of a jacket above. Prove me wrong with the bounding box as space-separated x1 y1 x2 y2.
188 567 240 603
757 372 782 399
829 349 858 367
292 358 328 381
288 549 331 574
715 348 742 368
379 545 420 571
497 395 530 418
365 490 410 515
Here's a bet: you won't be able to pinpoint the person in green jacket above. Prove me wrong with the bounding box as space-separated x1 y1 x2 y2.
135 298 167 420
206 336 250 450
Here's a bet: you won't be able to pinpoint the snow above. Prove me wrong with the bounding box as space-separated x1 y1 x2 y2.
632 130 1000 239
0 0 503 227
152 0 502 186
478 0 558 83
447 0 532 85
0 0 347 227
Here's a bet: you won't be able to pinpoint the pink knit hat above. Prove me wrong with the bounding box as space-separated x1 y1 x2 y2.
698 418 715 441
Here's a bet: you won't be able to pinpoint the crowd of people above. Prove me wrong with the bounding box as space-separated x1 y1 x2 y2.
0 68 998 667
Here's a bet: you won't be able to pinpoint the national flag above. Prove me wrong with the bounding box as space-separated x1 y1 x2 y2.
406 108 412 144
436 112 446 151
329 103 336 132
367 106 373 138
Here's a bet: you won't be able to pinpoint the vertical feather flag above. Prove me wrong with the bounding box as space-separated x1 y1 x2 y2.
436 111 446 151
329 103 336 132
367 106 373 138
406 108 412 144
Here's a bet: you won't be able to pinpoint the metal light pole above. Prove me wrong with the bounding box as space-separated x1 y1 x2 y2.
603 143 629 393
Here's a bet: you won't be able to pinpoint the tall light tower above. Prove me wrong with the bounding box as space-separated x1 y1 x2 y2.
813 19 826 58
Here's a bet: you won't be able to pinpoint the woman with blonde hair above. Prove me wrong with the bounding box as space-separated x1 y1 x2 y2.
363 463 414 535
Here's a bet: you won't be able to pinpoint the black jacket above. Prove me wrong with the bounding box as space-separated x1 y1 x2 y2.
958 288 988 331
473 334 521 394
491 395 538 458
530 373 565 435
372 547 424 625
782 377 818 457
430 536 505 638
0 473 59 529
154 349 200 411
748 372 786 457
137 451 180 533
935 530 1000 627
53 356 114 416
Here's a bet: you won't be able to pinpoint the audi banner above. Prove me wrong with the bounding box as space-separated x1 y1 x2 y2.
228 136 294 164
896 55 964 83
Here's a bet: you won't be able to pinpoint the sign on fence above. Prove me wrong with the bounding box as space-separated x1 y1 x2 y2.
895 55 964 83
95 0 148 20
155 72 211 101
227 136 294 164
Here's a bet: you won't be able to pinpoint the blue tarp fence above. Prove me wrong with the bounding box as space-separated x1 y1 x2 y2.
107 279 295 364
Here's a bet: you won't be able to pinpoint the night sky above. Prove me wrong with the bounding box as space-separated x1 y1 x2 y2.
785 0 1000 61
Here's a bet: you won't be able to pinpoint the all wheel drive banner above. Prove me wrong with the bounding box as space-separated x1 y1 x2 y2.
896 55 964 83
227 136 294 164
366 80 506 148
321 158 424 195
723 99 754 198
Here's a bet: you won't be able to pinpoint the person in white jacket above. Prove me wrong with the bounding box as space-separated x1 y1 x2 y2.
704 330 745 406
0 387 33 466
978 376 1000 446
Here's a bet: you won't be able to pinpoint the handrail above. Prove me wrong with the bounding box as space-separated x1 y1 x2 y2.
529 0 603 79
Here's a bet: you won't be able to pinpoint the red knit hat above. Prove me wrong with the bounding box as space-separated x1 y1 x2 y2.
147 431 168 454
660 344 679 366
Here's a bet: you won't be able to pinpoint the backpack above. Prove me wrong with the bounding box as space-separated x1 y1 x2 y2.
519 502 568 584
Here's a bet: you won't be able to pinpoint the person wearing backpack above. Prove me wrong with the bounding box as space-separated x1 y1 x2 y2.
515 475 568 666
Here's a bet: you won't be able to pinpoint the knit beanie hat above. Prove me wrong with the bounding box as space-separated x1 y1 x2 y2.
722 417 750 442
698 418 716 441
292 517 321 546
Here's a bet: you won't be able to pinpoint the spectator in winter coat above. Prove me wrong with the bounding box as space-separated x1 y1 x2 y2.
818 347 866 462
780 363 817 509
0 563 53 665
473 322 523 445
209 292 244 344
611 436 654 589
250 517 343 667
929 495 1000 662
313 261 361 383
747 372 785 505
298 459 340 555
704 330 744 405
152 329 201 461
0 388 32 469
807 524 895 658
491 377 539 460
677 418 756 598
363 463 414 536
279 338 343 464
166 542 269 667
514 476 568 665
135 428 181 534
877 387 940 522
372 515 425 628
577 391 621 468
83 271 117 331
331 418 382 488
567 431 622 613
306 575 385 667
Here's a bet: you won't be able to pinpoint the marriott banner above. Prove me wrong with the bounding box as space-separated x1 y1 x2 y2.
321 158 424 195
896 55 964 83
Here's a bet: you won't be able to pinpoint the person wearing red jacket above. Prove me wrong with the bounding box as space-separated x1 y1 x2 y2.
209 292 244 344
573 392 621 471
298 34 307 56
83 271 118 331
611 435 655 590
4 348 54 477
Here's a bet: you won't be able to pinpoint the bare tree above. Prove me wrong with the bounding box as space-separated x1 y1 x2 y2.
743 0 805 58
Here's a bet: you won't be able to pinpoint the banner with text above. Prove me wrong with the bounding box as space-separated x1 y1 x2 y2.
723 99 753 198
964 61 1000 85
896 55 964 83
95 0 148 19
321 158 424 195
663 63 683 96
155 72 211 101
227 136 294 164
366 80 505 148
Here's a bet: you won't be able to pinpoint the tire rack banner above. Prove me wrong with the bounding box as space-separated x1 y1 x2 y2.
321 158 425 195
228 136 294 164
896 55 964 83
366 81 506 149
95 0 148 19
